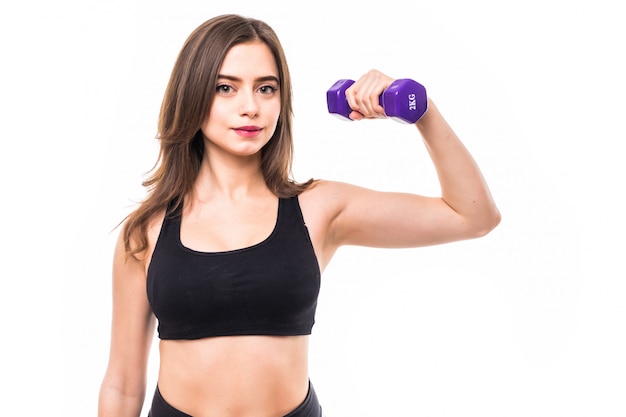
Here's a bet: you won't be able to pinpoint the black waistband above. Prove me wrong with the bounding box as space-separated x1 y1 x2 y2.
148 381 323 417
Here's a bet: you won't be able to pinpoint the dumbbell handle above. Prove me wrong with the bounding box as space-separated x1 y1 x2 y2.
327 78 428 124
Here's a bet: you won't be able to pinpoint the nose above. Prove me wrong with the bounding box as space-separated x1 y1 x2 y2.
239 89 259 118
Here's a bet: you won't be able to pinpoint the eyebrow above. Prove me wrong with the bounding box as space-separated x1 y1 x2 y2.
217 74 280 84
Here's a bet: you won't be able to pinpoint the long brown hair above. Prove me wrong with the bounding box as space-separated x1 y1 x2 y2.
122 14 313 258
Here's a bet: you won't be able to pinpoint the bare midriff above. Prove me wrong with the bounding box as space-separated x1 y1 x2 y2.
157 335 310 417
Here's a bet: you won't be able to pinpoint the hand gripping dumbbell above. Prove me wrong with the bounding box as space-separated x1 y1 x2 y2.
327 78 428 124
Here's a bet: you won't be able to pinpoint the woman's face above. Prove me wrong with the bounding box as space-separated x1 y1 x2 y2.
201 41 281 160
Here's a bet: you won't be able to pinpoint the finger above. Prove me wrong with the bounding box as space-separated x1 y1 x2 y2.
348 70 392 118
346 85 382 118
349 110 363 121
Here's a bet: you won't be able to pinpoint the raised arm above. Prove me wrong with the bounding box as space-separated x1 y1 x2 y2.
415 97 501 239
98 229 156 417
305 70 500 263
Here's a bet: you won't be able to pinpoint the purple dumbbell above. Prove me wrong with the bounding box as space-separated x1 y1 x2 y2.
327 78 428 124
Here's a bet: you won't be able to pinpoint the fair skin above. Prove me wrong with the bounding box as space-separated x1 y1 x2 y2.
98 40 500 417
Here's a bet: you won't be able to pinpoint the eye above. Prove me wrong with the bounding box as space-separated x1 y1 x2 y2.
216 84 234 94
259 85 278 95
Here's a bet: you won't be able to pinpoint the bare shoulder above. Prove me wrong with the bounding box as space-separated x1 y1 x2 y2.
299 179 365 201
114 208 167 275
298 179 353 219
297 180 360 269
298 179 385 215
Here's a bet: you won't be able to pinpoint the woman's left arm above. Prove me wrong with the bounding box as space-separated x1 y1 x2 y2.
416 97 501 239
320 70 500 252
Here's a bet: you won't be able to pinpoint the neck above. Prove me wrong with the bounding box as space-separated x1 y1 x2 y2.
192 149 270 204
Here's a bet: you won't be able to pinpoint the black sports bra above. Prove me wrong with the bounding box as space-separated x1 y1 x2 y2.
147 196 321 340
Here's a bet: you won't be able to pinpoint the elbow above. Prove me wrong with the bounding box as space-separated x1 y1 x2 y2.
470 207 502 238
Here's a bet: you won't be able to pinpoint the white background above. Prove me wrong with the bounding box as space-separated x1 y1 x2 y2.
1 0 625 416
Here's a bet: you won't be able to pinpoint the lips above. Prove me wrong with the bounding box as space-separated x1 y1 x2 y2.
233 126 263 138
235 126 261 132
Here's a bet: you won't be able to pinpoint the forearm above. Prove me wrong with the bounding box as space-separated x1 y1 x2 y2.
416 99 500 235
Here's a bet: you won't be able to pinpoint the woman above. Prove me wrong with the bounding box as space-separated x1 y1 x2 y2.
98 14 500 417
